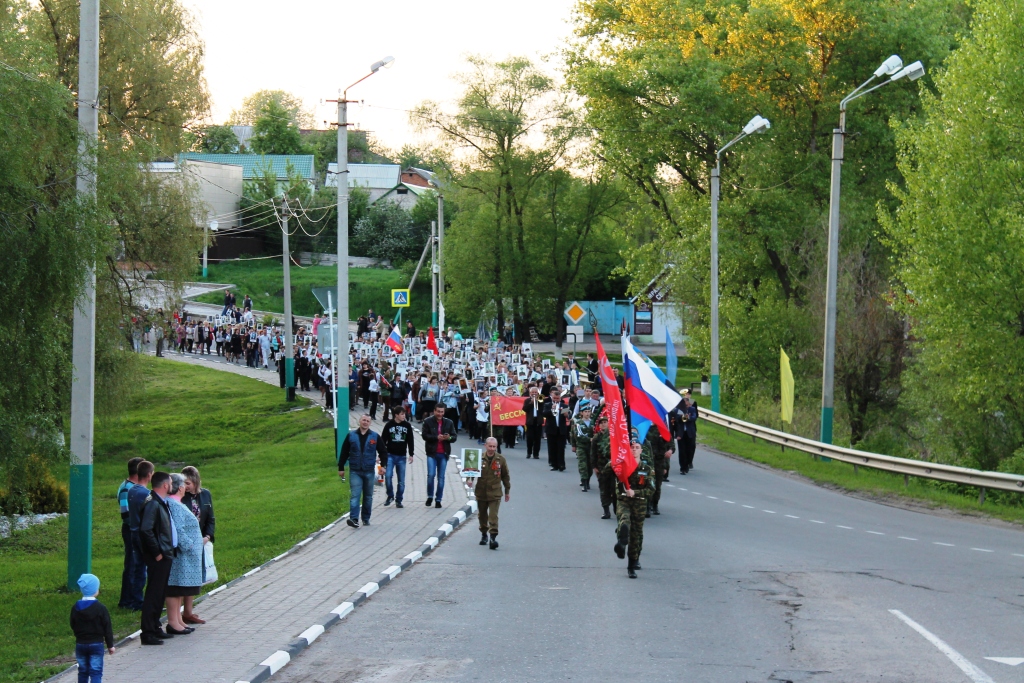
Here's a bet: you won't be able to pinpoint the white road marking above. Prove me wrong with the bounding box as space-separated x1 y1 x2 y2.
971 548 994 553
692 492 703 495
706 495 718 499
810 520 824 524
889 609 995 683
1013 554 1024 558
934 542 955 547
724 500 735 504
742 505 755 509
763 510 776 514
785 515 800 519
666 484 675 487
866 531 885 535
679 488 687 491
985 658 1024 666
898 536 918 541
837 525 853 529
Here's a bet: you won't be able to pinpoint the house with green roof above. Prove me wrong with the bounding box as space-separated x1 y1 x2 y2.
176 153 316 192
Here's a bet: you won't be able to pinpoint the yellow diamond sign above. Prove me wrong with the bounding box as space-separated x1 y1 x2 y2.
564 301 586 325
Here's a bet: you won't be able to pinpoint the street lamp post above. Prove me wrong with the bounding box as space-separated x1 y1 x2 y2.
203 220 218 279
281 199 296 402
335 56 394 454
819 56 924 444
709 115 771 413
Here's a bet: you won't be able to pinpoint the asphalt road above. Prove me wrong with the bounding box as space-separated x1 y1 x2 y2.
275 442 1024 683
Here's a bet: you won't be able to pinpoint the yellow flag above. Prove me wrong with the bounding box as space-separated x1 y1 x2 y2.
780 348 794 424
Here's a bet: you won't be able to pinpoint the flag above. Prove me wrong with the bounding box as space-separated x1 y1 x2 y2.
490 396 528 426
622 334 682 441
426 326 439 355
780 348 794 424
665 328 678 387
385 327 404 354
596 331 636 486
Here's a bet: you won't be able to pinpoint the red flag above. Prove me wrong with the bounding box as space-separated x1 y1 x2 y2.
490 396 527 426
596 330 637 486
426 326 439 355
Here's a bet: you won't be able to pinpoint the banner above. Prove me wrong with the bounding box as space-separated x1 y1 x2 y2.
490 395 528 426
780 348 794 424
596 331 637 486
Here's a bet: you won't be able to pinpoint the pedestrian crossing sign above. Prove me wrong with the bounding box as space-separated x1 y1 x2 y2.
391 289 410 308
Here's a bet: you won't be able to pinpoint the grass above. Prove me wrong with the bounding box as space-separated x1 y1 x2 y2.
690 394 1024 525
0 357 346 682
193 262 435 329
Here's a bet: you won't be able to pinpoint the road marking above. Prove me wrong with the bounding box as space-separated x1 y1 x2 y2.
665 484 675 488
898 536 918 541
692 492 703 496
785 514 800 519
724 500 736 504
742 505 755 509
971 548 994 553
837 525 853 529
810 520 824 524
889 609 995 683
1013 554 1024 558
985 658 1024 666
679 488 687 491
545 586 570 590
707 496 718 499
763 510 776 514
934 542 955 547
866 531 885 535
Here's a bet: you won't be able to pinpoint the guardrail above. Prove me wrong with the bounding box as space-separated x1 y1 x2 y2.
700 409 1024 500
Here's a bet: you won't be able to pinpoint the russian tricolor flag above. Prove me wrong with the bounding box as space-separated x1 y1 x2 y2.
622 334 682 441
385 327 404 354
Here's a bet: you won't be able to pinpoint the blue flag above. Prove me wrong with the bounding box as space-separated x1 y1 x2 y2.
665 329 677 387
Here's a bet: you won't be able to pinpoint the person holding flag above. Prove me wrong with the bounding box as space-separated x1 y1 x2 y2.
385 326 404 355
611 435 655 578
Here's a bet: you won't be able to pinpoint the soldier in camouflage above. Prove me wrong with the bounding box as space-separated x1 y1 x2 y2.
590 410 616 519
609 436 655 578
570 401 594 492
644 426 674 517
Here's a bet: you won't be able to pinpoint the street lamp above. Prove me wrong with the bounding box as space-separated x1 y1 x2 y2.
203 219 218 279
335 55 394 451
709 114 770 413
819 55 924 444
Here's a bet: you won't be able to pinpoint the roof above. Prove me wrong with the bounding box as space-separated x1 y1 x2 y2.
176 153 315 180
379 183 434 201
404 167 438 187
326 163 401 189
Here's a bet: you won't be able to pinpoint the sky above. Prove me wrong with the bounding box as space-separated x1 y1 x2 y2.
181 0 580 152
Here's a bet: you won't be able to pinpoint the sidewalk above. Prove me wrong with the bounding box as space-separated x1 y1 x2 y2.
56 355 470 683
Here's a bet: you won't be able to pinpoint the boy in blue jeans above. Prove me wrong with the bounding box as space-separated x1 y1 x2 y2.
70 574 115 682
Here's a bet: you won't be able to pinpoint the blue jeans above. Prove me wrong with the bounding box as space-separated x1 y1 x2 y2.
385 455 406 503
128 532 147 608
349 470 375 523
426 454 448 502
75 642 104 683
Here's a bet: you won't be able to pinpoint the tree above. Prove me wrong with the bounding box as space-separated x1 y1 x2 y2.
883 0 1024 469
250 100 308 155
201 125 239 153
351 201 423 264
229 89 313 128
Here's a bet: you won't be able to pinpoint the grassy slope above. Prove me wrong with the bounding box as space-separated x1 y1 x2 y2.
0 358 346 682
193 262 435 329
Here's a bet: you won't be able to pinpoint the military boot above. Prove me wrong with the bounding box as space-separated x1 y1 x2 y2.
627 559 637 579
614 523 629 559
479 532 488 545
601 505 611 519
489 533 499 550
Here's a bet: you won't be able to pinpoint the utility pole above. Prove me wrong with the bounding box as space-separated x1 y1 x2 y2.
431 220 438 329
335 91 350 442
820 124 843 444
709 163 721 413
281 199 295 402
68 0 99 590
437 194 444 331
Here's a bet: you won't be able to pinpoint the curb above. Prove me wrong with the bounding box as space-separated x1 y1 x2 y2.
234 499 477 683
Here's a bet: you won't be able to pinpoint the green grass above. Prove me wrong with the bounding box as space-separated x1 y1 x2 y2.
0 358 346 682
193 262 435 329
690 395 1024 525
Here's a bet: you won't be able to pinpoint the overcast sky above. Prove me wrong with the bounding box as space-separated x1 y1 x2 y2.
181 0 580 152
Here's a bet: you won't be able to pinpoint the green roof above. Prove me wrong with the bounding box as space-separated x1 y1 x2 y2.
177 153 315 180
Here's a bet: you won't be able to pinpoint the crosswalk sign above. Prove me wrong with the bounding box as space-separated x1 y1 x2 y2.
391 289 410 308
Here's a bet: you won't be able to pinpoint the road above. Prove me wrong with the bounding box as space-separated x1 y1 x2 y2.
274 441 1024 683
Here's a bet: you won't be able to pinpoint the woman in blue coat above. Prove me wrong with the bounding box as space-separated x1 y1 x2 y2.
164 473 204 634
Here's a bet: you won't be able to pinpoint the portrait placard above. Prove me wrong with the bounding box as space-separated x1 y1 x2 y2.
461 448 482 478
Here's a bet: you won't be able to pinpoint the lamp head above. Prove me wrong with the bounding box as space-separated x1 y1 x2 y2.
891 60 925 82
370 56 396 73
742 115 771 135
874 55 904 77
209 220 219 231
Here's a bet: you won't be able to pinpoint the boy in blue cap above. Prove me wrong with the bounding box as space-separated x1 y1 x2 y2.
70 573 115 682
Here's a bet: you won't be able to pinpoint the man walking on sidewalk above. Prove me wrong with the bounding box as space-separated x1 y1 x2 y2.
339 414 382 528
380 407 415 508
421 404 457 508
475 437 510 550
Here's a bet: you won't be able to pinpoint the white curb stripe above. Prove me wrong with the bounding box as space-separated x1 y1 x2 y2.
128 629 142 639
358 582 379 597
260 650 290 675
425 536 439 548
468 500 478 513
331 602 354 618
298 624 324 644
404 550 423 563
243 567 261 577
296 537 313 547
454 510 467 522
439 523 454 535
207 585 226 595
271 552 290 562
383 565 401 579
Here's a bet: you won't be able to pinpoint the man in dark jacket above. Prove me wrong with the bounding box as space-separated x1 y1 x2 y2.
523 386 544 459
380 407 415 508
421 404 457 508
138 472 176 645
543 387 571 471
339 414 382 528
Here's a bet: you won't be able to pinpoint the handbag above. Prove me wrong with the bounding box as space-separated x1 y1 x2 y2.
202 542 218 585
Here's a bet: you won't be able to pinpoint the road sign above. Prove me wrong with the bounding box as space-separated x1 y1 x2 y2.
391 289 410 308
564 301 586 324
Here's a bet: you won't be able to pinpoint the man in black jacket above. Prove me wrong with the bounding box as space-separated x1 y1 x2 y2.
544 387 571 471
138 472 176 645
523 386 544 460
380 407 415 508
421 404 457 508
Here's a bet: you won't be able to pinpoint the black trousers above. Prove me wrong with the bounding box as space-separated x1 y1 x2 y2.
502 425 517 448
525 425 543 458
547 434 566 470
141 554 173 637
679 434 696 471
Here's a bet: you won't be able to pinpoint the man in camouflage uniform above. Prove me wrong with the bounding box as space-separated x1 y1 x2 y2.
590 410 616 519
610 436 655 578
570 400 594 492
475 437 510 550
644 425 674 517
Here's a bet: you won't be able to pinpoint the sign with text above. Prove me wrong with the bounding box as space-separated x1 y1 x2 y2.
634 301 653 335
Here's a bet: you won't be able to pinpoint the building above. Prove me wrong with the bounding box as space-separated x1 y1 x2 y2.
176 153 316 193
325 163 438 210
147 159 243 229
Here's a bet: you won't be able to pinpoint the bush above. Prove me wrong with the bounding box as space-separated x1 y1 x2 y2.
1 455 69 515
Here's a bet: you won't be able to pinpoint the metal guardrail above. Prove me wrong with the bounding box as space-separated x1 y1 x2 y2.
700 409 1024 496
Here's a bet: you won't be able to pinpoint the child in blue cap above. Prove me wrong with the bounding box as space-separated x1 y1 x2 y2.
70 573 115 682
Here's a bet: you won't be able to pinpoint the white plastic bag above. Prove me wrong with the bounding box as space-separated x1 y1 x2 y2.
203 542 218 585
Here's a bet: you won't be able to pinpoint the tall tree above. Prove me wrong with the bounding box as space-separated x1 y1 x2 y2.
229 89 314 128
250 100 308 155
201 125 239 153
